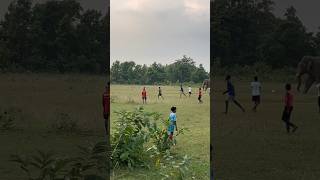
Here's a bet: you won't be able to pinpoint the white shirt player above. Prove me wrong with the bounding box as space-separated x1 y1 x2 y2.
251 81 261 96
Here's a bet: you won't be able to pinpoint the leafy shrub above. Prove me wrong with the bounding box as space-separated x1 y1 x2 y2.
111 107 157 169
111 107 190 174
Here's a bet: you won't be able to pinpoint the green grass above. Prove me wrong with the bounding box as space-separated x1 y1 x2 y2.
110 85 210 179
213 79 320 180
0 73 107 180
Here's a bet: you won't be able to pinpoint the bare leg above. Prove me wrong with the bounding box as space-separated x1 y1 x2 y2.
284 120 297 133
224 101 229 114
233 100 245 112
253 102 259 112
104 113 109 138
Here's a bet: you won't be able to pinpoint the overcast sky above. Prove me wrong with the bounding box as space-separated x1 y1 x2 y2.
111 0 210 71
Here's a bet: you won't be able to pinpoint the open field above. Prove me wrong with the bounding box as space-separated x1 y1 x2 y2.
213 79 320 180
0 74 107 180
110 84 210 179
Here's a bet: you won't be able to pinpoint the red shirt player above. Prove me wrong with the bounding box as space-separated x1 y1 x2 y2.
142 87 147 104
281 83 297 133
103 82 110 136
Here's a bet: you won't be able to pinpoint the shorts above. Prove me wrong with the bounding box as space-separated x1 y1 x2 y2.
158 93 162 96
198 95 202 100
252 95 260 103
189 92 192 95
142 96 147 100
282 106 293 121
168 124 175 134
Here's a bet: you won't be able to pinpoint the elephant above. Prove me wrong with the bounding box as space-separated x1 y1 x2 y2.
202 79 210 92
296 56 320 93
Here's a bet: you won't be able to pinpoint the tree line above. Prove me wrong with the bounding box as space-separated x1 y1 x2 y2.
0 0 108 73
212 0 320 69
111 56 209 84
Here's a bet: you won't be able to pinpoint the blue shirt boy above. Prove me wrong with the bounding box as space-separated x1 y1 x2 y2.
227 80 235 96
168 112 176 133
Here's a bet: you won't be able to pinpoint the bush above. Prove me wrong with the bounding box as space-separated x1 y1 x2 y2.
111 107 191 178
111 107 160 169
10 142 109 180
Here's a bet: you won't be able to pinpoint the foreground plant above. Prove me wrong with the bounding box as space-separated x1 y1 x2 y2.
10 142 109 180
111 107 192 179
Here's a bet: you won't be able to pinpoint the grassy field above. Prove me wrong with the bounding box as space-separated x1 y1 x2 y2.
110 84 210 179
213 79 320 180
0 74 107 180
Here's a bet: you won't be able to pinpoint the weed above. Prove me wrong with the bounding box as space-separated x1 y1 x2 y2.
10 142 109 180
111 107 191 177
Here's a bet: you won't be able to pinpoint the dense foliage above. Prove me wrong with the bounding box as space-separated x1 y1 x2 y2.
212 0 320 68
0 0 108 73
11 142 109 180
111 56 209 84
111 107 191 179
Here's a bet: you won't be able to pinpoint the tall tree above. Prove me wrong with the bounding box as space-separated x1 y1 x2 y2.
1 0 33 69
191 64 209 83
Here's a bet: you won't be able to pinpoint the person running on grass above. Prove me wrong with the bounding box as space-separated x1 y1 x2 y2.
188 86 192 97
102 82 110 137
223 75 245 114
281 83 298 133
158 86 164 100
251 76 261 112
198 87 203 103
168 106 178 140
142 87 147 104
180 84 187 98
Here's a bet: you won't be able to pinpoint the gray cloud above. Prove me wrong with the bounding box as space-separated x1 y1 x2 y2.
111 0 210 71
